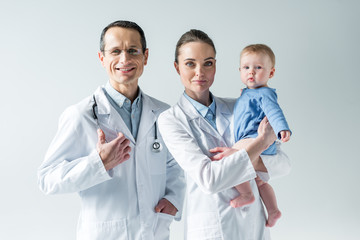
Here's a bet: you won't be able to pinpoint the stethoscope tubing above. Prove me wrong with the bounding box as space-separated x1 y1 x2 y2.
92 95 162 152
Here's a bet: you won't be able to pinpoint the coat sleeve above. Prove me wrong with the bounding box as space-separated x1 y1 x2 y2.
162 150 186 221
38 106 111 195
158 111 256 195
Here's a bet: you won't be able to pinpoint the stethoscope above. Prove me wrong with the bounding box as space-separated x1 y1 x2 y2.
92 95 162 152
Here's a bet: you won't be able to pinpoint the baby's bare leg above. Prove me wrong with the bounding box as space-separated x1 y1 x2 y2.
256 177 281 227
231 181 255 208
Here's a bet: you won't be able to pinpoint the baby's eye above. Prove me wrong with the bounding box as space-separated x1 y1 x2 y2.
255 66 262 69
243 66 249 70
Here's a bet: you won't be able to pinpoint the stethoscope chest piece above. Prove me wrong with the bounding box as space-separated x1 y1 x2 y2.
152 141 162 152
152 121 162 153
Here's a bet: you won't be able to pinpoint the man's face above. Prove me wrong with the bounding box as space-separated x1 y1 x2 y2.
99 27 148 90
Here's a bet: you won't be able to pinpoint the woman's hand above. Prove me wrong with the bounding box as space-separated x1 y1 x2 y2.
257 116 277 149
209 147 238 161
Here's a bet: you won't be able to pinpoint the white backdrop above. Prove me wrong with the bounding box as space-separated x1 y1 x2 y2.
1 0 359 239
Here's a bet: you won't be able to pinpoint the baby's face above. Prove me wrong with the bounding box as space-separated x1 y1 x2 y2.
239 53 275 89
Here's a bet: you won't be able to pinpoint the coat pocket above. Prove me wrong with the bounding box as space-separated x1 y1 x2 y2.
187 212 222 240
147 136 167 175
77 218 128 240
153 212 174 240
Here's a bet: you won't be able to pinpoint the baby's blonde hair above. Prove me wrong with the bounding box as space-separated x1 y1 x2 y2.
240 44 275 68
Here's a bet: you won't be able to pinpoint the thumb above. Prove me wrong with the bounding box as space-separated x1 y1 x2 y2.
97 129 106 144
155 201 165 213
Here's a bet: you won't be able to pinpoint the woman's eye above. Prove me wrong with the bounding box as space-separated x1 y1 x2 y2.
185 62 194 67
204 61 213 66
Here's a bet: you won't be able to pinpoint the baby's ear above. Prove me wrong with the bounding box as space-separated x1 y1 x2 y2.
269 68 275 78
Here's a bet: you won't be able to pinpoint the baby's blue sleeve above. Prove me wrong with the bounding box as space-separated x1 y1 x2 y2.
260 88 291 139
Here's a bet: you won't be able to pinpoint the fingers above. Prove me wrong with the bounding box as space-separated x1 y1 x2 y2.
210 153 224 161
261 116 269 124
116 132 126 142
119 145 131 164
280 131 285 141
258 116 276 145
97 129 106 144
258 117 268 131
155 200 166 213
209 147 227 153
155 199 177 216
112 132 130 149
99 131 132 170
210 147 229 161
281 131 291 142
115 137 131 164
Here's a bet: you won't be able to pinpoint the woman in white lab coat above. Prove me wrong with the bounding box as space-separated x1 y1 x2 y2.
158 29 291 240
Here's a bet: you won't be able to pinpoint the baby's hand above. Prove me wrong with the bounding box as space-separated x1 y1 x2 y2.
280 130 291 142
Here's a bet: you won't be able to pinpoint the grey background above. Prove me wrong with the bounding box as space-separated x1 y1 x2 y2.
1 0 359 239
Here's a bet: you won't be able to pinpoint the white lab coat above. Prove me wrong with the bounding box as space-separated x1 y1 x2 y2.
158 94 291 240
38 87 186 240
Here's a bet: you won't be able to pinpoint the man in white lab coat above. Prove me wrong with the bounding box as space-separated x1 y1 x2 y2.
38 20 185 240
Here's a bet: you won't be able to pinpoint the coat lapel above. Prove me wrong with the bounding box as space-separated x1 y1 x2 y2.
94 87 135 143
178 94 220 139
136 93 158 145
215 97 232 139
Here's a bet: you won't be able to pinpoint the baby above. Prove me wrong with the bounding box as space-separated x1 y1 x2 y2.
232 44 291 227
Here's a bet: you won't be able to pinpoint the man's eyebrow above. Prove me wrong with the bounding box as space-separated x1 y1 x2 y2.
107 44 140 50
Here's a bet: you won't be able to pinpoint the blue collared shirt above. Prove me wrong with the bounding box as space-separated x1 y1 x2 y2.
184 92 217 130
104 82 142 140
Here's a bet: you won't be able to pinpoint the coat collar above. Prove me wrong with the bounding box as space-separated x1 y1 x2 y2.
177 94 232 139
93 86 159 144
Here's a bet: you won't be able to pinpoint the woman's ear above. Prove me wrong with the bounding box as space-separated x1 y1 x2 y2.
174 61 180 75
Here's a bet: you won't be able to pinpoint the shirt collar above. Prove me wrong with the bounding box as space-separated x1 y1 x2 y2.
183 92 216 118
105 82 142 108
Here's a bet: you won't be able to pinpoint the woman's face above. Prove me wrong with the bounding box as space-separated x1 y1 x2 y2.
175 42 216 100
